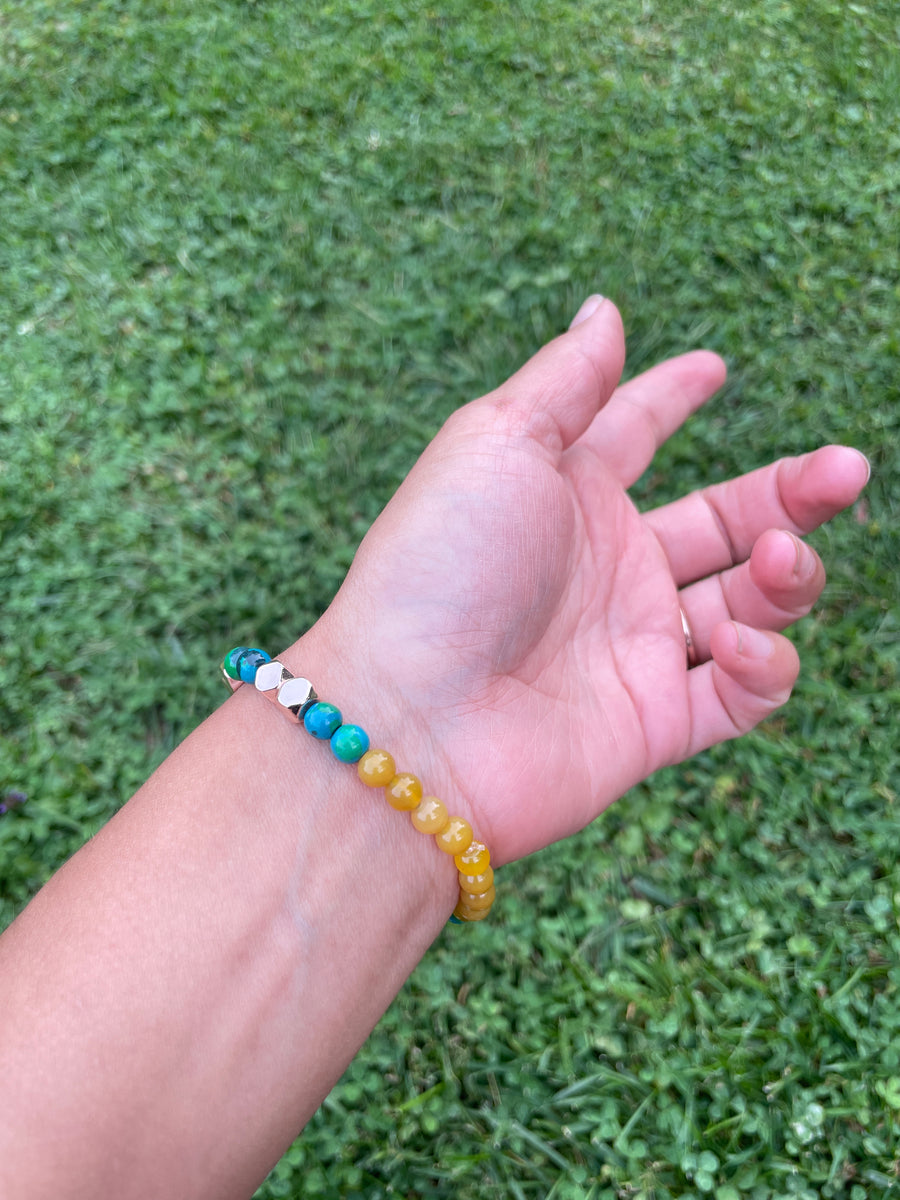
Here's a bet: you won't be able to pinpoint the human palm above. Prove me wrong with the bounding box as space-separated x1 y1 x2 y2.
325 299 868 865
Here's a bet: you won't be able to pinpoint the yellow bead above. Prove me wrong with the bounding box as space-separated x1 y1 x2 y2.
453 897 491 922
435 816 472 856
458 866 494 894
410 795 449 835
357 749 396 787
455 840 490 874
458 884 495 911
385 772 423 811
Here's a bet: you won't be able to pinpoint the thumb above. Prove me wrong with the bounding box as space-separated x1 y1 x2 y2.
473 295 626 455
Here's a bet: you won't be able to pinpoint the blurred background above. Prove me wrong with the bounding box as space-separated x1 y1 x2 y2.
1 2 897 1196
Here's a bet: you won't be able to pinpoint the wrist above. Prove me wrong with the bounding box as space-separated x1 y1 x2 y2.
248 623 462 919
258 618 496 919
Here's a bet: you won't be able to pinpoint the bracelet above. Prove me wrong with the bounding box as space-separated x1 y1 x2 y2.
221 647 496 923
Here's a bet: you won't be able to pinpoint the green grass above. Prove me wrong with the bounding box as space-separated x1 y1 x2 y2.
1 1 898 1196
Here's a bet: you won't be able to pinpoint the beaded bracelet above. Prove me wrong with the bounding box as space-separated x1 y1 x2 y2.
221 647 496 923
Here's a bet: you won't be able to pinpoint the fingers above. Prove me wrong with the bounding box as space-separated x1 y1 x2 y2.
574 350 728 486
647 445 870 587
679 529 825 661
683 622 800 758
469 296 626 455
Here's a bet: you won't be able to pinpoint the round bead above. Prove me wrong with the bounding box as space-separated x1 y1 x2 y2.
238 648 271 683
303 702 343 739
410 795 449 835
385 773 423 811
455 840 490 874
435 817 473 856
223 647 249 680
457 884 495 911
330 724 370 763
357 749 396 787
453 899 491 922
458 866 494 894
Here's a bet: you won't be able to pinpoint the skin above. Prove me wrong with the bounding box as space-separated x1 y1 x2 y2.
0 298 869 1198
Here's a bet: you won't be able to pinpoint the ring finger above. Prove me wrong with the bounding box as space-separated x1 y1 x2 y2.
679 529 826 663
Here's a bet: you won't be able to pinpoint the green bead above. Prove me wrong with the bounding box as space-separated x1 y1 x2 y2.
330 724 370 763
223 647 249 680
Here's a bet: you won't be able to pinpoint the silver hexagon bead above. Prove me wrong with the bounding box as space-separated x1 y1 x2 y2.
277 676 317 722
255 659 294 694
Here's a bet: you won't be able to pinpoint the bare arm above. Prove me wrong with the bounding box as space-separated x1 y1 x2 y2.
0 630 458 1198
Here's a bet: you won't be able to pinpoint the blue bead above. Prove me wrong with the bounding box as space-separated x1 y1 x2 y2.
448 915 463 925
330 724 370 763
303 702 343 739
238 648 271 683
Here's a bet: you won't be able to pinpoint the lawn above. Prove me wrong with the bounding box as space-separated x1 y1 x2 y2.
1 1 898 1197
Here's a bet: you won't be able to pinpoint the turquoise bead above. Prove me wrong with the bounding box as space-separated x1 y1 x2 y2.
223 647 249 680
303 702 343 739
330 724 370 763
238 648 271 683
448 915 463 925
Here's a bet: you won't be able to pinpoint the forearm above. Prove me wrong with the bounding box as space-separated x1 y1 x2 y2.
0 628 457 1200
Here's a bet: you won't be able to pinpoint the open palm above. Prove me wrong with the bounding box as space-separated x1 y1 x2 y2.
320 298 868 865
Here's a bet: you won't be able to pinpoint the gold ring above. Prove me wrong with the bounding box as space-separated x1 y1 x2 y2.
680 607 699 668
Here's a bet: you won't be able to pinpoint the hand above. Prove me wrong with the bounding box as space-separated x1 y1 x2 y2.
317 298 869 865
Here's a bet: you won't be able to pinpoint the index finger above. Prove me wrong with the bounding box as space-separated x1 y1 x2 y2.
572 350 727 486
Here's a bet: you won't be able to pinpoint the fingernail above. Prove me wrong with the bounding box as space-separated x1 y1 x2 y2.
732 622 773 660
569 294 605 329
785 531 811 578
853 449 871 485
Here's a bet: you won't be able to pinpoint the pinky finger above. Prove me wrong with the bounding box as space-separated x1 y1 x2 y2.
684 621 800 758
